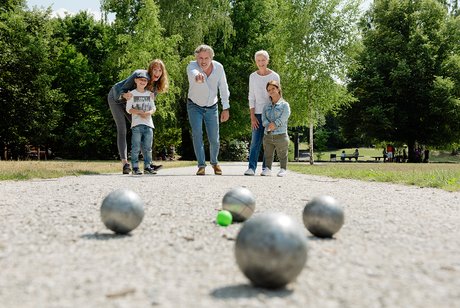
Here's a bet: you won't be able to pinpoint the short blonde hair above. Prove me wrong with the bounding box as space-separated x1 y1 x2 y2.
194 44 214 58
254 50 269 61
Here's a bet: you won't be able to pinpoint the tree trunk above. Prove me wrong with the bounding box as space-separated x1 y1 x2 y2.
407 141 416 163
309 122 314 165
294 131 299 161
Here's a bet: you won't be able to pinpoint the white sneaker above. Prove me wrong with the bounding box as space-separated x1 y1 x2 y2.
277 168 287 177
261 168 271 176
244 168 255 176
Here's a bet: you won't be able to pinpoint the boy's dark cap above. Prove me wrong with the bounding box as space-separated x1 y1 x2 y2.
135 71 150 80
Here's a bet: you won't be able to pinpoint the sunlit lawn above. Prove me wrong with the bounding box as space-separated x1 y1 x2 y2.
0 160 194 181
290 161 460 192
1 151 459 191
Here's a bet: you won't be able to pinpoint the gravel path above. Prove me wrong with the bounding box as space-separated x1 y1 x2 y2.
0 162 459 308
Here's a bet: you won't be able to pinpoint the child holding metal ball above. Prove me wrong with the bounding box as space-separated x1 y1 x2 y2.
261 80 291 177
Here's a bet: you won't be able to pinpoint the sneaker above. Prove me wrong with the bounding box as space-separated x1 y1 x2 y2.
132 168 142 175
212 164 222 175
122 163 131 174
144 167 157 175
277 168 287 177
196 167 205 176
261 168 271 176
244 168 255 176
150 164 163 171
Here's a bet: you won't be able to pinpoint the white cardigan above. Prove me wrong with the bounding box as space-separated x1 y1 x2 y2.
248 70 280 114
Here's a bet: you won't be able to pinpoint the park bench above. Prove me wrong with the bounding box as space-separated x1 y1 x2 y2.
296 150 310 162
26 145 49 160
340 154 363 161
371 156 384 161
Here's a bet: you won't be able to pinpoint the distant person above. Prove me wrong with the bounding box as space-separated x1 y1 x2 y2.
125 71 156 175
341 150 346 162
186 44 230 176
382 148 387 162
108 59 169 174
353 148 359 161
386 144 394 162
423 148 430 163
261 80 290 177
244 50 280 176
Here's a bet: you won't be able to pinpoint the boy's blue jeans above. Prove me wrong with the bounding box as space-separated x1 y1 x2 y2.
247 113 266 171
187 100 219 168
131 124 153 169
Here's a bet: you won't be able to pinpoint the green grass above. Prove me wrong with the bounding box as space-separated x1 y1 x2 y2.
292 147 460 191
1 153 459 191
309 147 460 163
0 160 194 181
290 162 460 192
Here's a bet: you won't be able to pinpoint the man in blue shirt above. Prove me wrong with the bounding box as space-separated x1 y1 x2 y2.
187 44 230 175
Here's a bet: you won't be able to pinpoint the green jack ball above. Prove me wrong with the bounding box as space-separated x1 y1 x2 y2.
217 210 233 226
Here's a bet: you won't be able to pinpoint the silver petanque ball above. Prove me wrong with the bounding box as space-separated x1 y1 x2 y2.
235 212 308 289
222 187 255 222
100 189 145 234
303 195 344 238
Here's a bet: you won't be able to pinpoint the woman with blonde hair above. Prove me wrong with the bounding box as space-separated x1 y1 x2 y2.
107 59 169 174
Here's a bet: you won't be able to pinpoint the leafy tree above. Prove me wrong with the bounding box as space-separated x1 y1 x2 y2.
156 0 234 57
271 0 362 163
437 0 460 16
0 7 63 159
344 0 460 161
48 12 115 159
1 0 25 12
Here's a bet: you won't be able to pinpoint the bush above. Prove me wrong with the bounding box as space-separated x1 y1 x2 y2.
220 139 249 161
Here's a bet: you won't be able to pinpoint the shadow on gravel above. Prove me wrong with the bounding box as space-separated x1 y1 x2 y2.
210 284 293 299
80 233 132 240
307 235 337 241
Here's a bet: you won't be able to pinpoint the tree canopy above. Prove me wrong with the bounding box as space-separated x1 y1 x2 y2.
343 0 460 160
1 0 459 161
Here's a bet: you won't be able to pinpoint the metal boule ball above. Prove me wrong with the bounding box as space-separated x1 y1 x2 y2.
303 195 344 238
235 212 308 289
100 189 145 234
222 186 255 222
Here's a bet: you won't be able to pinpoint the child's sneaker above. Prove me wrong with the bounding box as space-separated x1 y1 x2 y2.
132 168 142 175
144 167 157 175
150 164 163 171
277 168 287 177
260 168 272 176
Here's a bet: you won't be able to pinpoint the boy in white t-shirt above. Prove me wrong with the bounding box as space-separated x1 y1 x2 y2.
126 71 156 175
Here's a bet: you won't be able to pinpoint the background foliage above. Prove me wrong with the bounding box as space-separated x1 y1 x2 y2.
1 0 459 161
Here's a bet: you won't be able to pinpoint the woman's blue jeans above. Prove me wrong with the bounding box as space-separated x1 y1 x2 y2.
187 100 219 167
131 124 153 169
247 114 266 171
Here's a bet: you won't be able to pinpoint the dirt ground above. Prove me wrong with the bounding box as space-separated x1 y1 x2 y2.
0 162 459 308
